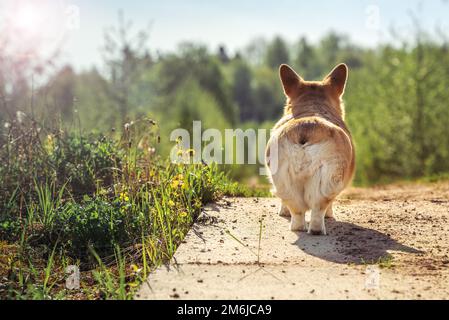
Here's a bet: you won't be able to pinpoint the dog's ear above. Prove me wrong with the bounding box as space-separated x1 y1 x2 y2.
324 64 348 96
279 64 303 98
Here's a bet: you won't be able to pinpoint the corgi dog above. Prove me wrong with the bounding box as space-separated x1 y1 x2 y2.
265 64 355 235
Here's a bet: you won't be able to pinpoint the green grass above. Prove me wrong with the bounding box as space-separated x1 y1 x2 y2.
360 254 395 269
377 254 395 269
0 118 256 300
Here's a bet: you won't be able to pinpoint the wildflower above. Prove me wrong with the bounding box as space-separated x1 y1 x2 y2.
130 264 142 274
124 123 130 131
4 122 10 129
168 200 175 207
171 174 184 189
45 135 55 154
119 192 130 202
179 212 188 218
171 180 180 188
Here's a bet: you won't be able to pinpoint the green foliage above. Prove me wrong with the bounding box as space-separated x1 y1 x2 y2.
265 36 290 69
137 79 232 158
151 44 238 125
0 120 239 300
2 11 449 300
0 121 120 214
3 18 449 186
50 197 139 257
232 59 254 121
28 29 449 186
50 135 121 195
345 39 449 184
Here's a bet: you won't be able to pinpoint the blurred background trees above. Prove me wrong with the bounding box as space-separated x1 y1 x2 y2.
2 13 449 186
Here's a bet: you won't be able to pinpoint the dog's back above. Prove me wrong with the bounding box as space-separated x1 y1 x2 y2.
266 64 355 235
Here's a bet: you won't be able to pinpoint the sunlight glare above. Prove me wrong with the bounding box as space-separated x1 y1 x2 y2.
14 4 43 32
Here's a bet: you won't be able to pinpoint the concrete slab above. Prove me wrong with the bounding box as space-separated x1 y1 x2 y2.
137 187 449 300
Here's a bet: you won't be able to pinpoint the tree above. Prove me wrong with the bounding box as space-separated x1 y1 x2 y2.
217 45 230 63
252 67 284 121
318 32 348 70
231 60 254 121
294 37 321 79
244 37 268 66
74 68 117 132
155 43 237 125
265 36 290 69
154 79 230 157
45 66 76 122
102 11 152 125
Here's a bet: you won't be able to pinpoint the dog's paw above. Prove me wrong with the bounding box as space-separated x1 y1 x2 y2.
290 215 306 232
308 229 326 236
307 225 327 236
278 205 291 217
308 214 327 235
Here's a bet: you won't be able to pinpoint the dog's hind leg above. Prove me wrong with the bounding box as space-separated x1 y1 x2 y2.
278 202 291 217
290 210 306 232
284 201 306 232
309 205 327 235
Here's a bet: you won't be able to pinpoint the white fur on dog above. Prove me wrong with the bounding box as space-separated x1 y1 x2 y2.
266 115 350 235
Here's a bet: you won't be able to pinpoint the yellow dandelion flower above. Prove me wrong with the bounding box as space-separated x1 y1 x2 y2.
119 192 130 202
130 264 140 273
179 212 188 218
168 200 175 207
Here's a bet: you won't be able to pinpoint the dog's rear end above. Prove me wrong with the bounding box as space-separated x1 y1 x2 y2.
266 64 355 235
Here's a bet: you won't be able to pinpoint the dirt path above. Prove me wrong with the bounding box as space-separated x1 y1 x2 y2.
137 183 449 300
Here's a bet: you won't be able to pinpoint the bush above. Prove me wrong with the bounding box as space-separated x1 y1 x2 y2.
50 135 121 196
0 119 240 299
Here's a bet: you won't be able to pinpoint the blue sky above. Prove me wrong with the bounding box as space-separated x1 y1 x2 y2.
1 0 448 70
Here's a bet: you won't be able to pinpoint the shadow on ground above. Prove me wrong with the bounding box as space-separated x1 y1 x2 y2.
292 219 423 264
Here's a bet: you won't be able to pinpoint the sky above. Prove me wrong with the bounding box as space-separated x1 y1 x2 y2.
1 0 448 71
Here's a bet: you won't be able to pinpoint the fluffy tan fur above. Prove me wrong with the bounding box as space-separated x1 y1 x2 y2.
265 64 355 235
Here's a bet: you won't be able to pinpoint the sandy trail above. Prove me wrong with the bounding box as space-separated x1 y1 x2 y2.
137 183 449 300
